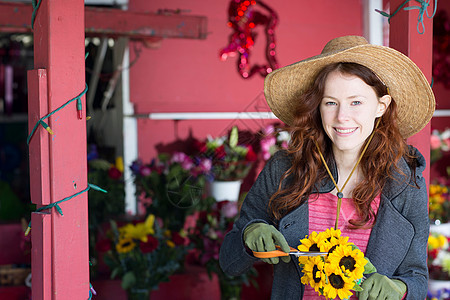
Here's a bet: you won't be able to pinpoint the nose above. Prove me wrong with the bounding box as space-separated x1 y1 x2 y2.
337 105 350 122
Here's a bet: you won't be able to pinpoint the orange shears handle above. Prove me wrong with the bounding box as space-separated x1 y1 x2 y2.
252 246 298 258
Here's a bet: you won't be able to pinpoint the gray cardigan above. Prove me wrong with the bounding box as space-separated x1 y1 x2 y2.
219 147 429 300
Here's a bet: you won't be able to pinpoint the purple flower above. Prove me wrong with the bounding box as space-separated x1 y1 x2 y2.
130 160 142 174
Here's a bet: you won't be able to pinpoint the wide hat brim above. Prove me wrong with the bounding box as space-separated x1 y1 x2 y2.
264 36 435 138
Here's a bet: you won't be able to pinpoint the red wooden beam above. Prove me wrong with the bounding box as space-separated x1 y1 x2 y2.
0 1 207 40
27 0 89 299
389 0 434 188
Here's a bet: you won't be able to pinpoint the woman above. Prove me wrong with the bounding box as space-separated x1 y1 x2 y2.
219 36 434 300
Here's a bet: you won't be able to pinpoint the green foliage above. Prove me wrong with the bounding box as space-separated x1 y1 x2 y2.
101 216 187 292
131 154 210 232
87 158 125 278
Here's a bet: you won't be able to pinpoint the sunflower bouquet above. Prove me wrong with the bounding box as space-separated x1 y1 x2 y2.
298 228 376 299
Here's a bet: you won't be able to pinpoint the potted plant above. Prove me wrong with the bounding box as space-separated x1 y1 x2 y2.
186 200 257 299
194 126 257 201
98 214 188 300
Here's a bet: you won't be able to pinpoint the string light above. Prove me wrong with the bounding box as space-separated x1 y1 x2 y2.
31 0 43 30
25 183 107 236
375 0 437 34
27 84 88 145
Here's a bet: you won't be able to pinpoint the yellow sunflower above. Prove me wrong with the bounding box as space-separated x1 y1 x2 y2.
327 244 367 281
298 231 328 265
322 228 342 242
116 237 136 253
324 233 351 255
322 268 354 300
301 256 326 293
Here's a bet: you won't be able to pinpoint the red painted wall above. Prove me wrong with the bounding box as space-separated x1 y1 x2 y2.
129 0 363 162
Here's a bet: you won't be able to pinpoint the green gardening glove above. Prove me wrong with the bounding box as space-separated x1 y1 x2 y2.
243 223 291 264
359 273 407 300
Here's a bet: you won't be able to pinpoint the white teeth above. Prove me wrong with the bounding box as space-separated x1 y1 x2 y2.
335 128 356 133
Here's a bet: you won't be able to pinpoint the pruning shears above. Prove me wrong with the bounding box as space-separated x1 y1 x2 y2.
252 245 328 258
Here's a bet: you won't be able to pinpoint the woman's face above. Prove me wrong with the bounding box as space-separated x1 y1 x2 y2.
319 70 391 156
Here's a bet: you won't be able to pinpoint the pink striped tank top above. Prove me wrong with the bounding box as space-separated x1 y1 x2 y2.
302 192 380 299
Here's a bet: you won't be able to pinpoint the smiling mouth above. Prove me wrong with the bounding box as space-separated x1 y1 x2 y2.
334 128 357 134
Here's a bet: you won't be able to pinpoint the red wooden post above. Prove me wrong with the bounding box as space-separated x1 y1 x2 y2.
27 0 88 299
389 0 434 188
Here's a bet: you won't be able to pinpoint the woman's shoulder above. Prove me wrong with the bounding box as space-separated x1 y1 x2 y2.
266 150 293 171
401 145 426 175
383 145 427 200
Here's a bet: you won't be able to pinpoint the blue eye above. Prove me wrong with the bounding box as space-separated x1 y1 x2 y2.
352 101 362 105
325 101 337 106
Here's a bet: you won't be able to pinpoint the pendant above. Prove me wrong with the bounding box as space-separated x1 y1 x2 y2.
337 192 344 199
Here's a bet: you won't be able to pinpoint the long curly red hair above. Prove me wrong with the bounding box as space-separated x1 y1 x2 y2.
269 62 413 228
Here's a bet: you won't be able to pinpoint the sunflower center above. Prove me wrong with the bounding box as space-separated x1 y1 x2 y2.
309 243 320 252
329 273 345 289
312 265 321 283
122 241 131 247
339 256 356 271
328 245 338 255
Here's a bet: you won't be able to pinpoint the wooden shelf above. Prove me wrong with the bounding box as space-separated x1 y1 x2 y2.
0 114 27 123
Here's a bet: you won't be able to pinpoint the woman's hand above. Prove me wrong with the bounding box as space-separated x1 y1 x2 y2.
243 223 291 264
359 273 407 300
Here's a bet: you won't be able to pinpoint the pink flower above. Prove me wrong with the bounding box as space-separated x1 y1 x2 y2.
199 158 212 172
431 134 442 150
221 201 238 218
172 152 194 170
171 152 188 163
261 136 276 151
262 124 275 135
181 160 194 170
140 166 152 176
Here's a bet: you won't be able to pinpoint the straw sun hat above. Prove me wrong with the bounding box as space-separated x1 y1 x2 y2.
264 35 435 138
